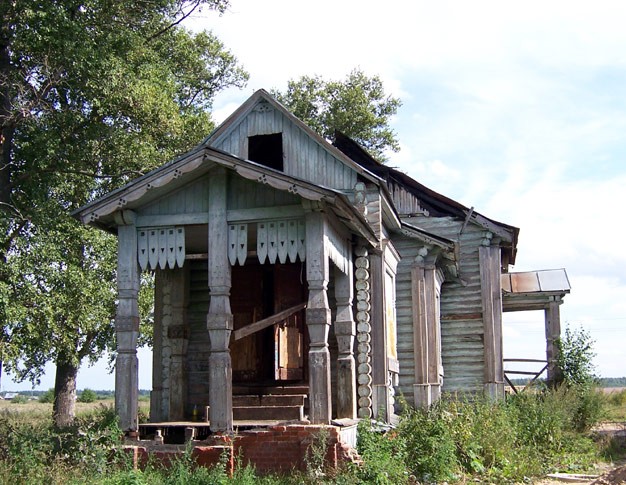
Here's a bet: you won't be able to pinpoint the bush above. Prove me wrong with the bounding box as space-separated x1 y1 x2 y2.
78 388 98 403
10 394 28 404
38 388 54 404
399 403 459 483
356 419 409 484
556 326 596 386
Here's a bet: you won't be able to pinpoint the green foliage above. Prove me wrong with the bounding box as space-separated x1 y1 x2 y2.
78 388 98 403
273 69 401 160
304 426 330 479
356 420 409 484
8 394 28 404
0 404 123 479
398 403 459 482
39 388 55 403
0 0 248 424
556 326 597 386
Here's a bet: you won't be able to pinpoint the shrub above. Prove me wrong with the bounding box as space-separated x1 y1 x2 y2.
398 403 459 483
356 419 409 484
556 326 596 386
38 388 55 403
78 388 98 403
10 394 28 404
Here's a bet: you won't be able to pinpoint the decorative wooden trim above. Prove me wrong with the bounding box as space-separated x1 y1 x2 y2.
137 226 185 271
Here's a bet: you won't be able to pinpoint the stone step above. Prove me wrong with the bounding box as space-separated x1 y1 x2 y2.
233 404 304 421
233 394 306 407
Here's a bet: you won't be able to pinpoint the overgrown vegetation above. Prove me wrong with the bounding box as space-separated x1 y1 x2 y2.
0 386 622 484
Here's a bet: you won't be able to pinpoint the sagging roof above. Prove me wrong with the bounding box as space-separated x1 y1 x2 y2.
333 131 519 264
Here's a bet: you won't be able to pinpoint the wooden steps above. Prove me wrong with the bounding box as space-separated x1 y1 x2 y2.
232 393 307 421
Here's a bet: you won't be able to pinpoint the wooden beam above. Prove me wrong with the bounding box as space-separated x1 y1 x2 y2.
226 205 304 223
232 303 306 341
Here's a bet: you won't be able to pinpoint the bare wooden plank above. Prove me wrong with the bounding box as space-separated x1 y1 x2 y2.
233 303 306 341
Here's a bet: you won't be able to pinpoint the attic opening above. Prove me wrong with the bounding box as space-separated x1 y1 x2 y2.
248 133 283 171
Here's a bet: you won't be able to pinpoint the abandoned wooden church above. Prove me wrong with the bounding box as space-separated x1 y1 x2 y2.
75 90 570 437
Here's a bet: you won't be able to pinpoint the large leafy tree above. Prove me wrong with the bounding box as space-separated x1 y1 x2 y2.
273 68 401 161
0 0 247 426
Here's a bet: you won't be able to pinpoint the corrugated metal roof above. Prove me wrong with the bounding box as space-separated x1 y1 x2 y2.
501 269 570 294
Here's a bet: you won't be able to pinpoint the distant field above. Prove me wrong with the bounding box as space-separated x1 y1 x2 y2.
0 398 115 416
601 387 626 394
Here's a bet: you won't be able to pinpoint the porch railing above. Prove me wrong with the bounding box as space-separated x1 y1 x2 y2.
503 358 548 394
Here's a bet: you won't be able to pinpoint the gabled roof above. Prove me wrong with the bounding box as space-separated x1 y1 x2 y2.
204 89 383 185
72 146 379 246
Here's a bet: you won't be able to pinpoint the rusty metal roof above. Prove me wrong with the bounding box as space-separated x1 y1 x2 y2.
501 269 571 294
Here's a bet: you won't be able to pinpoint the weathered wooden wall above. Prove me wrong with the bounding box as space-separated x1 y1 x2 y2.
400 215 489 394
186 260 211 411
212 103 358 190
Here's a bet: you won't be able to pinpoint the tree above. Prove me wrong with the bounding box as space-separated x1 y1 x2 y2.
273 68 401 161
556 325 597 386
0 0 248 427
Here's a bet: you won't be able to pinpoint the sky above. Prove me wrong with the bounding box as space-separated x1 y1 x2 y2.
4 0 625 391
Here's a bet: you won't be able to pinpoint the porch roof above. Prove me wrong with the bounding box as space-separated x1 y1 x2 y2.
502 268 571 312
72 145 379 246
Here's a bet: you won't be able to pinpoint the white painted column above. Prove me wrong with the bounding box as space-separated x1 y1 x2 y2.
334 252 356 420
115 211 140 433
207 167 233 433
305 211 332 424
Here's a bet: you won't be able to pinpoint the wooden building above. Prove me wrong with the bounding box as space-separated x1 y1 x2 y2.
74 90 566 435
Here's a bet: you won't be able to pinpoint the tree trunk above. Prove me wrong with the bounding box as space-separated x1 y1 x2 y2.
53 358 78 428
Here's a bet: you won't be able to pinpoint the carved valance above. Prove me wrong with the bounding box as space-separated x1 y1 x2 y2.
257 219 306 265
137 227 185 271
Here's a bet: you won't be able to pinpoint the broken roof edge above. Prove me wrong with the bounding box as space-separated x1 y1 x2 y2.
333 131 520 252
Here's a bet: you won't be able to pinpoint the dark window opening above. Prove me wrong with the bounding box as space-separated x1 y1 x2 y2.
248 133 283 171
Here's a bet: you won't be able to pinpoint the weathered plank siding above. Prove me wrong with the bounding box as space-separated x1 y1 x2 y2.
139 176 210 216
211 105 358 190
186 260 211 411
391 235 422 399
227 176 300 210
401 215 489 393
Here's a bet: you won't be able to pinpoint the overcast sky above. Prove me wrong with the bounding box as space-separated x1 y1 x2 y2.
5 0 625 391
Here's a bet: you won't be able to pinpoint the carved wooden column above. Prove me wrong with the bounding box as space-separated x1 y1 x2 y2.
355 246 373 419
479 242 504 399
411 251 442 408
305 211 331 424
545 297 562 386
207 167 233 433
114 210 140 433
334 253 356 419
168 267 189 421
369 250 391 421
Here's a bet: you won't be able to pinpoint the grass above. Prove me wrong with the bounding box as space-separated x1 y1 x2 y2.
0 386 623 484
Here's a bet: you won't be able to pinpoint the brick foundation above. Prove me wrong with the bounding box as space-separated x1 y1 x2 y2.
124 424 359 475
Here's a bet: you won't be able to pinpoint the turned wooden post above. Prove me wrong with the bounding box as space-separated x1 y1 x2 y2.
334 254 356 419
305 211 332 424
115 211 140 432
207 167 233 433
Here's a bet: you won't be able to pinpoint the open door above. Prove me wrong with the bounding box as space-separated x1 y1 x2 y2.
273 263 306 381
